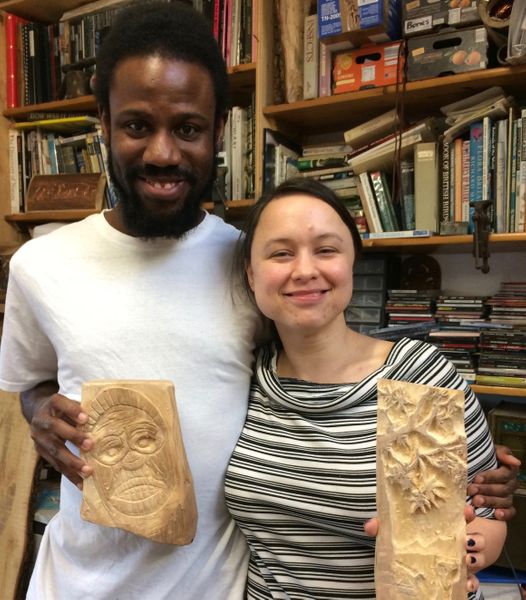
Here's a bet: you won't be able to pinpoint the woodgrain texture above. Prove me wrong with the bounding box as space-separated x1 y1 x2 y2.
376 378 467 599
276 0 308 103
0 391 39 600
80 380 197 545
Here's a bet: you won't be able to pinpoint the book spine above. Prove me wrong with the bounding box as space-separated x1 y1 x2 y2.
414 141 439 232
461 139 470 223
5 14 19 108
296 157 347 170
303 13 319 100
517 109 526 232
400 159 415 230
357 172 383 233
495 118 508 234
453 137 463 222
8 129 21 213
509 118 519 233
481 115 492 202
440 139 450 223
318 40 331 97
468 121 483 233
369 171 397 231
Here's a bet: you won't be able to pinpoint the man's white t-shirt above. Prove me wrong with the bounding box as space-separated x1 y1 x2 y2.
0 212 260 599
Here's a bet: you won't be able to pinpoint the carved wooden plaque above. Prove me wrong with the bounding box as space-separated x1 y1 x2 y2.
26 173 106 212
0 391 39 600
376 378 467 599
80 380 197 545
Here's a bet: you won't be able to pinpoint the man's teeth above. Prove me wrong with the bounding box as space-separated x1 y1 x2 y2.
149 181 177 190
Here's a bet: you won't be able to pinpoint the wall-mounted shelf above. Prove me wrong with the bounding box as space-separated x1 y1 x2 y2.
264 64 526 134
472 385 526 398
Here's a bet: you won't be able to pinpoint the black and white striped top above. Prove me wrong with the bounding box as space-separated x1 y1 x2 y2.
225 338 495 599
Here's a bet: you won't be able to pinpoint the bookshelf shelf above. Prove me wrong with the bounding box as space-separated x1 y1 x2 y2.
5 209 98 225
362 233 526 253
472 385 526 398
2 64 256 121
4 95 97 119
263 64 526 135
0 0 89 24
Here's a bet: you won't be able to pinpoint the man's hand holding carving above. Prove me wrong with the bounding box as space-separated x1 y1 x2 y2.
468 444 521 521
21 380 93 488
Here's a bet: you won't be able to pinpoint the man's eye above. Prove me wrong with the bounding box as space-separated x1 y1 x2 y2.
178 124 199 138
318 247 337 255
126 122 147 135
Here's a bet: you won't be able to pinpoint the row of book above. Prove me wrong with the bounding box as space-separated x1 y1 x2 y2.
374 283 526 387
5 0 256 108
7 115 115 212
219 101 256 201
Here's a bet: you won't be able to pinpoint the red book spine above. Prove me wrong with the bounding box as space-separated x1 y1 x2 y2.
5 13 19 108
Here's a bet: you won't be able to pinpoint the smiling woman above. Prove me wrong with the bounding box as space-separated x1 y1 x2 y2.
225 176 507 600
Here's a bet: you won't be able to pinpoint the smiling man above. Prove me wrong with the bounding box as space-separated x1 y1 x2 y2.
0 3 261 599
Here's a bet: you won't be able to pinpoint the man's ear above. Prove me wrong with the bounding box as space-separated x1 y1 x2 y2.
214 111 228 152
99 106 110 147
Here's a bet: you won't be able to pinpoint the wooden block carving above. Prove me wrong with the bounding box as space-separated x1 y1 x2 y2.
80 380 197 545
376 378 467 599
26 173 106 212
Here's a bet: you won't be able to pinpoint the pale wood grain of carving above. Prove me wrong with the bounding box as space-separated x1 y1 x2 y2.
80 380 197 545
376 378 467 599
0 391 39 600
276 0 308 103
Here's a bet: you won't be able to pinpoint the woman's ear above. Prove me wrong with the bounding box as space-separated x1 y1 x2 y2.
246 262 255 292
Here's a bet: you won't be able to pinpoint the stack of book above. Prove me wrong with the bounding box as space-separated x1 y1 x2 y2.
344 112 440 236
434 295 489 327
476 327 526 388
438 88 526 234
428 328 480 383
486 281 526 325
297 141 357 201
385 289 438 328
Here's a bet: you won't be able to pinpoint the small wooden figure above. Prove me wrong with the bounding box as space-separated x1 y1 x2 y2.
80 380 197 545
376 378 467 599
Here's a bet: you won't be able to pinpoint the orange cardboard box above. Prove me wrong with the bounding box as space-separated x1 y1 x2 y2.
333 41 404 94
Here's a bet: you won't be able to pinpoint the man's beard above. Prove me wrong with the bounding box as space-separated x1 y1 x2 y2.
107 150 216 239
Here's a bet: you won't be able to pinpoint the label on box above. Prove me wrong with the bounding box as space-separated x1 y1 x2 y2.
361 65 376 81
359 0 385 29
449 8 461 24
318 0 343 37
405 15 433 34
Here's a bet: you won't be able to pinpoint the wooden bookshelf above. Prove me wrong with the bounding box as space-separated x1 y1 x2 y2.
263 64 526 135
0 0 88 23
472 385 526 398
362 233 526 253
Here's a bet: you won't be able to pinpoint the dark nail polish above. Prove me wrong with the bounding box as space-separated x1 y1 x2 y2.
470 555 476 564
467 538 476 547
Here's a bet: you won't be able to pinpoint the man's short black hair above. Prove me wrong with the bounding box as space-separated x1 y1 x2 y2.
95 1 230 119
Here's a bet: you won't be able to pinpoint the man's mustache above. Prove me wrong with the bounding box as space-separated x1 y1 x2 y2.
127 164 198 185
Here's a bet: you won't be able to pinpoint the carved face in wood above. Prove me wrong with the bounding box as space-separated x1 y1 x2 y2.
87 387 175 517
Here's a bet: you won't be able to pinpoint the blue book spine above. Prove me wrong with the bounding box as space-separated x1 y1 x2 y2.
468 121 484 233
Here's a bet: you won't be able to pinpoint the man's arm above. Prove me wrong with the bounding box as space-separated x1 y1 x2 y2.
468 444 521 521
21 381 93 488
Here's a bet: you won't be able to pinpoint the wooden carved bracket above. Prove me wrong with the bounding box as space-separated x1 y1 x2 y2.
470 200 493 274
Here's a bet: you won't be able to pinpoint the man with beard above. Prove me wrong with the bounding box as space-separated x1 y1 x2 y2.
0 2 519 600
0 3 261 599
